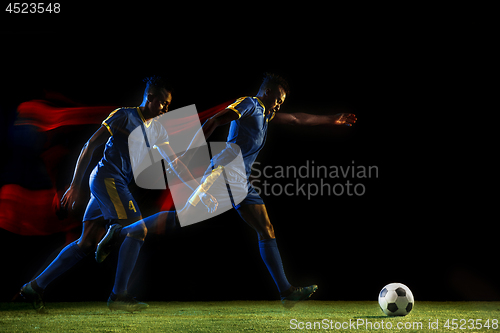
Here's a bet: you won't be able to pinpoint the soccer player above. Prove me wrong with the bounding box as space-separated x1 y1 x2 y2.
100 73 357 308
17 76 216 313
187 73 356 307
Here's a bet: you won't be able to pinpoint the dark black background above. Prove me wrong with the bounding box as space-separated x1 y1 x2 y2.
1 5 494 303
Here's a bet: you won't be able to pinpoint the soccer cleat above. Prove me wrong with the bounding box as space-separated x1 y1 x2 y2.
18 281 46 312
281 285 318 309
95 224 122 263
107 292 149 313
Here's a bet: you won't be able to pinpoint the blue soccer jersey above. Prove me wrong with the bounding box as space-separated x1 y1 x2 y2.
226 96 274 178
203 96 274 207
99 107 169 183
83 107 169 221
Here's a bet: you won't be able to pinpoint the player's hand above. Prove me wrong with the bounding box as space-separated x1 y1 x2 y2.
200 192 218 213
169 158 179 171
60 185 80 212
332 113 357 126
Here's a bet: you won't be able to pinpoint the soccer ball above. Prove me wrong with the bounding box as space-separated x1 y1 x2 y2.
378 283 414 316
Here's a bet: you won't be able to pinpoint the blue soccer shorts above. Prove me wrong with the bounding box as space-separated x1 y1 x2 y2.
83 170 141 222
234 182 264 208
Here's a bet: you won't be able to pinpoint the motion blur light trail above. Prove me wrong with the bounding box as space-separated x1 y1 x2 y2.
16 100 120 131
1 98 232 236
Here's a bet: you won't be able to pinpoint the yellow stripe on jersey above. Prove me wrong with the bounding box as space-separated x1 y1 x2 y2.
102 122 113 135
254 97 265 111
104 178 128 219
136 107 152 128
102 109 120 136
226 97 247 118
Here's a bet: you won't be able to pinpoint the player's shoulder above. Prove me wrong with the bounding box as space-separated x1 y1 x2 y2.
103 107 140 127
228 96 262 113
242 96 265 110
251 97 265 110
239 96 262 106
107 107 136 116
229 96 251 105
118 107 139 114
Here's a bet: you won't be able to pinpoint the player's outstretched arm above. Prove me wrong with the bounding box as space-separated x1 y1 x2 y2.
61 125 109 210
272 112 357 127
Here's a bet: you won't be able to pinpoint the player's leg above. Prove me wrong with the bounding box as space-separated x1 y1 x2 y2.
18 216 106 312
106 215 148 312
105 212 178 312
84 175 149 311
37 217 107 287
76 217 108 252
236 203 317 308
96 210 178 262
236 203 291 289
235 203 275 240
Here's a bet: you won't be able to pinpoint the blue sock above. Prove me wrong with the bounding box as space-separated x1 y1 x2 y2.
112 236 144 295
259 238 292 294
35 241 87 290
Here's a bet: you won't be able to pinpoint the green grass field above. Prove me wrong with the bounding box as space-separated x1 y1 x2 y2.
1 301 500 332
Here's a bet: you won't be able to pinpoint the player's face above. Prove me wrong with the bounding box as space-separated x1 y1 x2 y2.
267 86 286 113
149 89 172 116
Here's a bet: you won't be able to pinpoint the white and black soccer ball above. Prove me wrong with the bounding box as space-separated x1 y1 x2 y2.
378 283 414 316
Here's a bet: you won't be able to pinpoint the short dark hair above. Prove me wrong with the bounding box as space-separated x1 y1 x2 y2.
143 75 173 97
259 72 290 95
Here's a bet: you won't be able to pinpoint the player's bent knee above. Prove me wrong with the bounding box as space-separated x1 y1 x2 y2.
127 223 147 240
76 239 98 254
258 223 275 240
266 221 275 237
